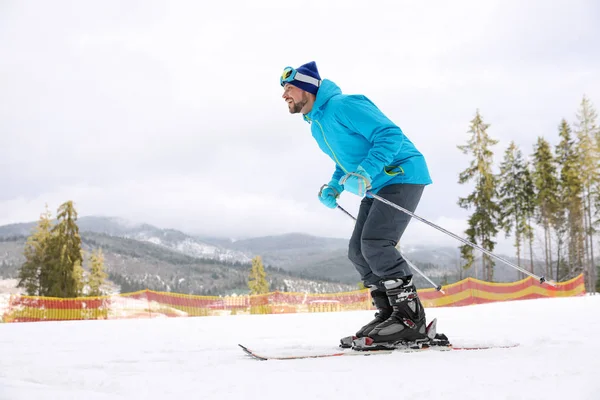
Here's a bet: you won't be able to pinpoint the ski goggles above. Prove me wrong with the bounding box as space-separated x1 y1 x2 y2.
280 66 321 87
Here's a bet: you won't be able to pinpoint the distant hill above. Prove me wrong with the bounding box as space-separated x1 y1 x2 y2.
0 216 549 295
0 233 356 295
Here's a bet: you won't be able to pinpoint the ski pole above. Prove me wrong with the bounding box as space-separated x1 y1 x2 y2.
336 204 356 220
337 205 445 293
366 191 556 287
403 257 444 293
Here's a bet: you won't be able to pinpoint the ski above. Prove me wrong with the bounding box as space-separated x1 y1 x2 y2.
239 319 517 361
347 337 519 352
238 342 518 361
238 344 394 360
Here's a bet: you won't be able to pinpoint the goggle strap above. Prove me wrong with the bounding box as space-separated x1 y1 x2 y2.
293 71 321 87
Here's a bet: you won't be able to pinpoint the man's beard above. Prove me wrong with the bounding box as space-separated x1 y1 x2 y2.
289 93 308 114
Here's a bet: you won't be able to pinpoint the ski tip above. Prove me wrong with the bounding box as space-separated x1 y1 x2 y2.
238 344 255 354
238 344 269 360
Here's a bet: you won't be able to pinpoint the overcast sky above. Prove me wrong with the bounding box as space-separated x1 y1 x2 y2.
1 0 599 255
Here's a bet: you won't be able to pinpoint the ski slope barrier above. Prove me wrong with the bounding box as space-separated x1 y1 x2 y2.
1 274 586 322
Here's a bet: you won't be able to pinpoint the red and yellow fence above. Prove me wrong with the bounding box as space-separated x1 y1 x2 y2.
1 274 586 323
418 274 585 307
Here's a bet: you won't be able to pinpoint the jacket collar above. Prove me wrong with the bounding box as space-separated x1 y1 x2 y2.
302 79 342 123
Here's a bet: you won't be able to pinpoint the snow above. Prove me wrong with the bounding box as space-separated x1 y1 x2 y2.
145 237 163 246
0 279 22 294
0 296 598 400
0 279 23 322
133 234 252 263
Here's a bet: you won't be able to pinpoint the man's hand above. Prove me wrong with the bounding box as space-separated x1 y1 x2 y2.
339 166 371 197
318 180 343 209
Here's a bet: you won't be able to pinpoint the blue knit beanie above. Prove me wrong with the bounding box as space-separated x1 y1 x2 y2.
287 61 321 95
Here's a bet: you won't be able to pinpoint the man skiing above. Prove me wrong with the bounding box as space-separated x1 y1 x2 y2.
281 61 433 345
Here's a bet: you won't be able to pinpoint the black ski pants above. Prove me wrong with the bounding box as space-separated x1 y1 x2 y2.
348 183 425 289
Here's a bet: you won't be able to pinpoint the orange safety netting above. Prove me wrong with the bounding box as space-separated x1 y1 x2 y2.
1 274 586 323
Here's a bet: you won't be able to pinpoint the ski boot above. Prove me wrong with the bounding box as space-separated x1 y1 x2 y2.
356 287 393 337
339 287 392 348
367 277 428 345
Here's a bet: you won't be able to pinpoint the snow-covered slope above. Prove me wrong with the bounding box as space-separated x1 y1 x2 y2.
131 231 251 263
0 295 598 399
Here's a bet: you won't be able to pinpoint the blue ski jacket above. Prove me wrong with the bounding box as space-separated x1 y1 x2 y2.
303 79 432 194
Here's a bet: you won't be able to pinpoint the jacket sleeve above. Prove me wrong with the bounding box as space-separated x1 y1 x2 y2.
334 96 405 180
330 164 345 185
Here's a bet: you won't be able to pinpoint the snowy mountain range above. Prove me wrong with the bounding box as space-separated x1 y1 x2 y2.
0 217 359 295
0 216 538 295
0 216 252 263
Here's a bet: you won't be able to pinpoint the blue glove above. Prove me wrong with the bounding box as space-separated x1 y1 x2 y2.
339 166 371 197
318 180 343 209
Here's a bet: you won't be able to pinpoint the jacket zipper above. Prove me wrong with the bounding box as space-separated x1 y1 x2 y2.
314 119 349 174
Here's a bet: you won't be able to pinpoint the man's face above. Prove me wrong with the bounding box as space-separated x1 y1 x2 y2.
282 83 310 114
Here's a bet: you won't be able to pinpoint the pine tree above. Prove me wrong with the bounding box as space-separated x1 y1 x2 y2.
555 120 585 280
497 142 535 276
532 137 560 280
40 201 84 297
248 255 269 294
73 256 85 296
17 205 53 295
88 248 108 296
574 95 599 292
522 160 537 274
457 110 500 281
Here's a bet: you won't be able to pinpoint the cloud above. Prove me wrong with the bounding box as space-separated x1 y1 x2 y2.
1 0 599 256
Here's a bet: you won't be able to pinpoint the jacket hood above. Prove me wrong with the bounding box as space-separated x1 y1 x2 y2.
303 79 342 122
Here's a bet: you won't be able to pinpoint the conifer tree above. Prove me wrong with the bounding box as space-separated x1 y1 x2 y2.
522 160 537 274
532 137 560 279
72 256 85 296
40 201 84 297
248 255 269 294
17 205 53 295
555 120 585 280
574 95 599 292
497 142 535 275
88 248 108 296
457 110 500 281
